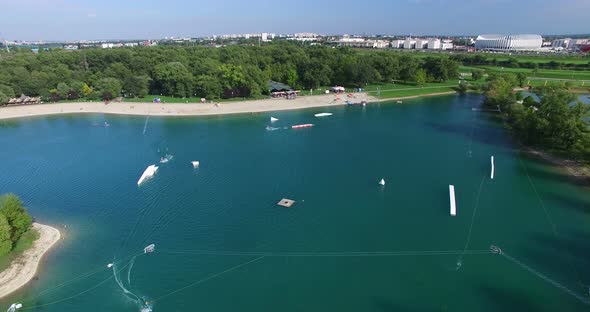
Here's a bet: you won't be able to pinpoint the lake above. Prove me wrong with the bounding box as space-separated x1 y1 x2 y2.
1 94 589 311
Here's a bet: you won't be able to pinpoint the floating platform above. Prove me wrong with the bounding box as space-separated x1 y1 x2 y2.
277 198 295 208
137 165 158 186
490 156 495 179
292 124 314 129
449 185 456 216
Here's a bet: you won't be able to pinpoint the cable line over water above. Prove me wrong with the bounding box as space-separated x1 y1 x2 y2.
491 245 590 306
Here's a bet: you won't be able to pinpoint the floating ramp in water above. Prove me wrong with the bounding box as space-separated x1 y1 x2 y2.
449 185 456 216
292 124 314 129
490 156 495 179
137 165 158 186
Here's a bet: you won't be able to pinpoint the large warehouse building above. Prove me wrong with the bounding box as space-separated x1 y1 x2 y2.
475 34 542 51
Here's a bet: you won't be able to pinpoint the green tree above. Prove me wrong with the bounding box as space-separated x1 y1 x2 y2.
457 81 469 94
0 214 12 256
194 75 223 99
0 91 8 105
124 75 150 98
516 72 527 87
415 69 427 87
0 85 15 99
536 86 590 149
0 194 32 244
57 82 70 100
483 76 517 111
286 69 298 89
69 80 86 99
93 77 122 101
153 62 193 97
82 83 93 97
471 70 484 81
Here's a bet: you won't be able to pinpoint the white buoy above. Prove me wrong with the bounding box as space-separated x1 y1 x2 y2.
449 185 456 216
270 117 279 122
191 161 200 168
379 178 385 186
490 156 495 179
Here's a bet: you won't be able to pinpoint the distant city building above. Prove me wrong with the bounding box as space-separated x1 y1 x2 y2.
415 39 429 49
391 39 404 48
568 38 590 51
294 32 318 38
333 37 389 48
427 39 441 50
440 41 454 50
475 34 542 51
403 38 416 49
63 45 78 50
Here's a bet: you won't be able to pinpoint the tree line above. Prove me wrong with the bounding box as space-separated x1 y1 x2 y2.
0 43 459 103
482 73 590 159
450 54 590 71
0 194 33 256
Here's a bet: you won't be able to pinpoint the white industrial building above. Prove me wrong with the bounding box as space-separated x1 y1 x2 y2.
391 40 404 48
334 38 389 48
403 38 416 49
427 39 441 50
415 39 429 49
475 34 543 51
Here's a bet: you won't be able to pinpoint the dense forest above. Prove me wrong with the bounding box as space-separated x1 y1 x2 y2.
0 43 459 103
0 194 33 257
482 73 590 159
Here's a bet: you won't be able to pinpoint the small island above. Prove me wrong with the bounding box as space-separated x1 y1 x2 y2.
0 194 61 299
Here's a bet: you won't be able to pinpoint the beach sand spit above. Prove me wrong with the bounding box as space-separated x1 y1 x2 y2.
0 94 381 120
0 223 61 299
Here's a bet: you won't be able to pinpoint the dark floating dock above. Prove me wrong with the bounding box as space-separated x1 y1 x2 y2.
277 198 295 208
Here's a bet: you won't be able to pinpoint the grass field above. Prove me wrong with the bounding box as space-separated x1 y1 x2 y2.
0 229 40 272
363 81 460 99
401 50 590 64
459 65 590 82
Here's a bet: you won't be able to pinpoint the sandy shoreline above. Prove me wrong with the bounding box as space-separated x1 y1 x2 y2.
0 91 462 121
0 223 61 299
0 94 378 120
524 147 590 185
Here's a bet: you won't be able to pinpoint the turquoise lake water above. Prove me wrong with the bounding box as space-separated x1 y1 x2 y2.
1 94 590 311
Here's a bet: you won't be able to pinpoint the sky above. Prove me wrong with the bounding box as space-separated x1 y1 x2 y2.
0 0 589 41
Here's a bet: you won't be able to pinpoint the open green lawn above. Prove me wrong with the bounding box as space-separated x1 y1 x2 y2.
406 51 590 64
0 229 40 272
459 65 590 81
364 81 460 99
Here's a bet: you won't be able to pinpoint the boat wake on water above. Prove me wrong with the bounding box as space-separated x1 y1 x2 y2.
112 245 156 311
159 154 173 164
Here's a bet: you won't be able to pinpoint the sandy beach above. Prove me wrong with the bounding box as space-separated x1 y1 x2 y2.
0 94 379 120
0 223 61 299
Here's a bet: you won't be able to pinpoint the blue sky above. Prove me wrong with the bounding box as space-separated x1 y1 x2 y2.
1 0 589 40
